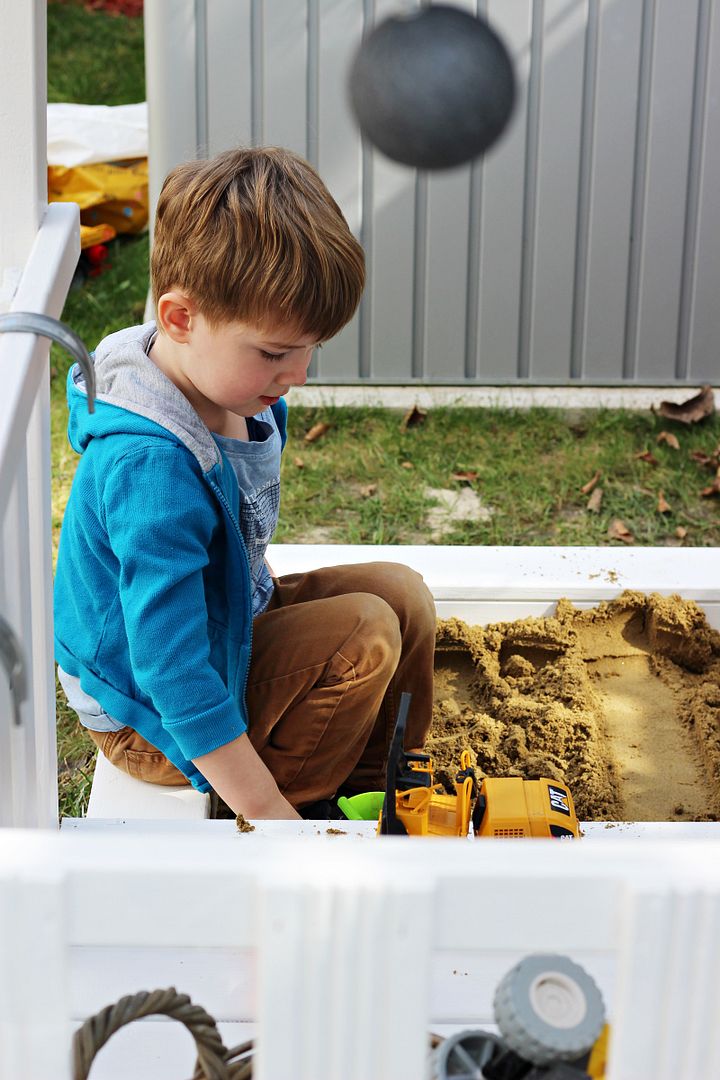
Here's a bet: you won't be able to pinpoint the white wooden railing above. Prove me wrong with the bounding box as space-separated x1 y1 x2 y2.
0 205 81 828
0 0 83 828
0 223 94 830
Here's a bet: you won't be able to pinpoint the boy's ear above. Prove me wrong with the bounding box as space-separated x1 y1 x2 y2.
156 291 197 343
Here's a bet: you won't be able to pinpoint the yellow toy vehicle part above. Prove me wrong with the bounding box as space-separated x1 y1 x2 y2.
388 749 476 836
474 776 579 838
379 693 579 839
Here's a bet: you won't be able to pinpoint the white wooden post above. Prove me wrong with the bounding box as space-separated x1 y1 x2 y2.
610 879 720 1080
0 0 47 287
0 834 69 1079
256 851 432 1080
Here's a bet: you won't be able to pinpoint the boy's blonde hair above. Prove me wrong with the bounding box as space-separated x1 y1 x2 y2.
151 146 365 340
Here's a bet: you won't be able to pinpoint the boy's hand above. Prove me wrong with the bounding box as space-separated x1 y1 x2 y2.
192 733 301 819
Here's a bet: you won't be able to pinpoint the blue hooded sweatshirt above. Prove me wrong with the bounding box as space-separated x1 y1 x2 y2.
54 322 287 792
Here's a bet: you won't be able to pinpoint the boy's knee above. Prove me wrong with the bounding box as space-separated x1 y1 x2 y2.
372 562 436 629
348 592 403 675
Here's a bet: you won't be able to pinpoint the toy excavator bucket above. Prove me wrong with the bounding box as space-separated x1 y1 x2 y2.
336 791 385 821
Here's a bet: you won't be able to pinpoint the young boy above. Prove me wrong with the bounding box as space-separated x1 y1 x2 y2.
54 146 437 819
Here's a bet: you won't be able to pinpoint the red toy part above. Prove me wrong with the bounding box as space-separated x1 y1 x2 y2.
85 244 109 267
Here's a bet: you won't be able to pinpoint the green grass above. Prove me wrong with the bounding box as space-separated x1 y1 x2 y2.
277 405 720 548
47 0 720 817
47 0 145 106
56 674 97 818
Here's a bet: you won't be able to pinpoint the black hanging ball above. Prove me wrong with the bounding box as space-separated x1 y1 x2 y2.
348 4 516 170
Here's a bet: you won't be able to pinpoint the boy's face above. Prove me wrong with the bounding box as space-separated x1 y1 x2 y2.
176 313 319 420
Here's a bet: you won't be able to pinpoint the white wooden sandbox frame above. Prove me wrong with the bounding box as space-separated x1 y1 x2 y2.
3 546 720 1080
2 3 720 1077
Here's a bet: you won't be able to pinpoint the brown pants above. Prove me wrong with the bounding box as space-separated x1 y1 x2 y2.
87 562 436 809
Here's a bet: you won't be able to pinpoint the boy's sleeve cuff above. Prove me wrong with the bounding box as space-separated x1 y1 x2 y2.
164 699 248 760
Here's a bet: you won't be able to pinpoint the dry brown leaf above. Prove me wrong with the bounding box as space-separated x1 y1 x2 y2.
451 470 478 484
690 449 720 469
294 456 305 469
608 518 635 544
675 526 688 539
635 450 659 467
586 487 603 513
700 468 720 497
400 461 414 470
656 431 680 450
304 421 330 444
400 404 427 432
657 490 671 514
580 470 601 495
360 483 378 498
656 385 715 424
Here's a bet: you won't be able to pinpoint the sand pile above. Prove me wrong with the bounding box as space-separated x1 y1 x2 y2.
429 592 720 821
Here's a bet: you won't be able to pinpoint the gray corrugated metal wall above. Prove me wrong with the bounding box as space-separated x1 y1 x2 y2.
145 0 720 386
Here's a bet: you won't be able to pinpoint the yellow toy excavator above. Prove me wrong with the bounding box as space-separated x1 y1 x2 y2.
378 692 580 839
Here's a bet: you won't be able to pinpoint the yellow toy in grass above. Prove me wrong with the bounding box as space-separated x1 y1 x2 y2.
48 159 148 248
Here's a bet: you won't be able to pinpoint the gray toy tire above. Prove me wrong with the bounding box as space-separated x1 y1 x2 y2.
493 954 605 1066
431 1028 502 1078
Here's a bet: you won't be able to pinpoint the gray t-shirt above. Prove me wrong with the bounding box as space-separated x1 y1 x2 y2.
60 407 281 732
212 407 281 617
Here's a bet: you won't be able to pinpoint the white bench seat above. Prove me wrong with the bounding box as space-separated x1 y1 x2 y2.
86 752 210 820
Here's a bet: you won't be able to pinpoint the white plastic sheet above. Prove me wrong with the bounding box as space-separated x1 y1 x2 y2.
46 102 147 167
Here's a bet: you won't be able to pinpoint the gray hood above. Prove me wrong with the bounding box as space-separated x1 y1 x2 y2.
71 321 221 473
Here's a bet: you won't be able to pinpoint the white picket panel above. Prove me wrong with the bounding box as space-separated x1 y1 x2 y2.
3 829 720 1079
56 821 720 1033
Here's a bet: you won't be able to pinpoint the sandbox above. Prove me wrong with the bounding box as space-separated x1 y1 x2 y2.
272 545 720 827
